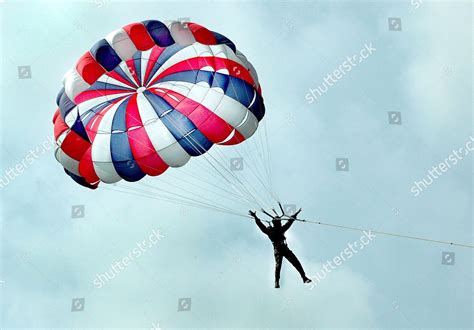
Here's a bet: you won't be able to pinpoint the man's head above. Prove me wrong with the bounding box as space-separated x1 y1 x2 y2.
272 217 282 227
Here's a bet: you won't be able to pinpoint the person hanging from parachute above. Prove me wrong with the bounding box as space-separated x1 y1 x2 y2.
50 19 474 292
249 203 312 288
52 19 318 287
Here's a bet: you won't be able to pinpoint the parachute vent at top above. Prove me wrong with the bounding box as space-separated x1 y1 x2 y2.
52 19 265 189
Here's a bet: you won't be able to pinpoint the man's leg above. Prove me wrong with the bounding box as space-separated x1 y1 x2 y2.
284 248 311 282
274 248 283 288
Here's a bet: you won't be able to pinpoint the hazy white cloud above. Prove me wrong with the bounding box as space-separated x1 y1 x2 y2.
403 2 472 132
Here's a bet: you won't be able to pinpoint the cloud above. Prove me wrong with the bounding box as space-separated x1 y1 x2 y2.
403 2 472 133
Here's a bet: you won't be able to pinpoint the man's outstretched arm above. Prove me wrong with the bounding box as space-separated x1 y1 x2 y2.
281 218 295 231
282 208 302 231
291 208 302 218
249 210 268 234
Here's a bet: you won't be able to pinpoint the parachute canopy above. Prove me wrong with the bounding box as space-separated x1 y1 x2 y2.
53 20 265 189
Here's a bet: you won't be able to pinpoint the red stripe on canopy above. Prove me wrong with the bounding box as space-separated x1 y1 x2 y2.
106 70 138 89
60 130 90 161
123 23 155 51
78 146 100 185
150 88 236 144
75 90 131 104
148 57 256 88
187 23 217 45
53 109 69 140
125 94 169 176
218 129 246 145
143 46 166 84
76 51 106 85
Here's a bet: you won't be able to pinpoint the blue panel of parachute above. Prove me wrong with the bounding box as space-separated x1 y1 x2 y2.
144 91 213 156
157 70 265 121
132 52 143 86
155 44 186 69
57 87 76 119
212 31 236 53
110 99 146 182
80 102 111 129
90 39 122 71
88 80 131 92
142 20 175 47
71 113 90 142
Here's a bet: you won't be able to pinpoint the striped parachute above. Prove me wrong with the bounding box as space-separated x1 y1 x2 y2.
53 20 265 189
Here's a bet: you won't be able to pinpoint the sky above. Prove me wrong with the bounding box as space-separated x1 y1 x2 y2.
0 0 472 329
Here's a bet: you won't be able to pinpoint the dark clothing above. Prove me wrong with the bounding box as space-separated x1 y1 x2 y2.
255 217 307 284
273 245 306 283
254 217 294 247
